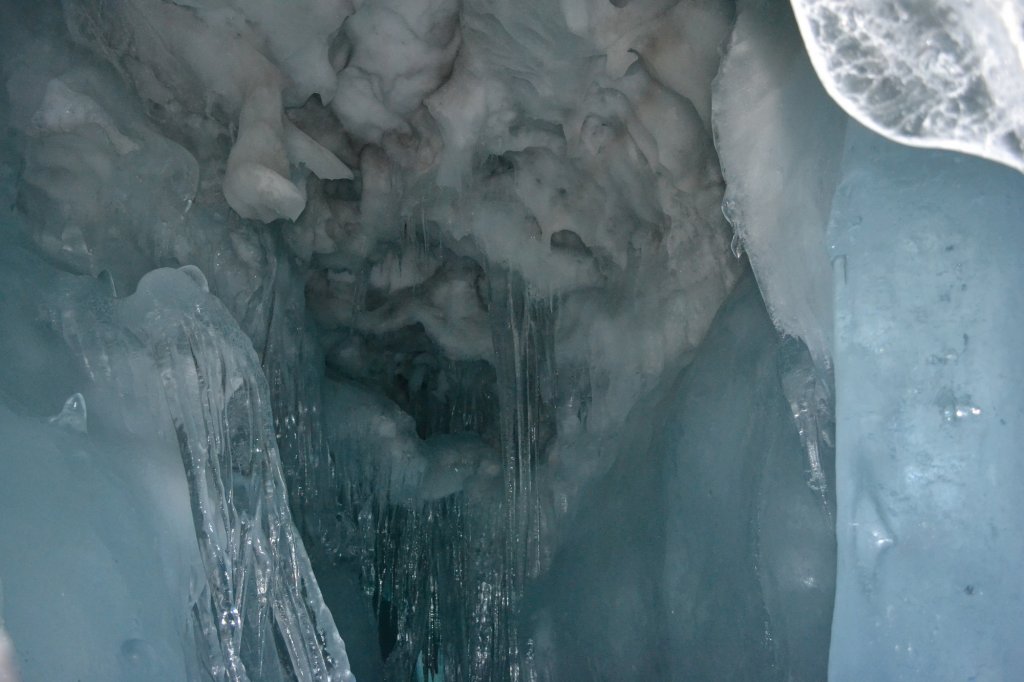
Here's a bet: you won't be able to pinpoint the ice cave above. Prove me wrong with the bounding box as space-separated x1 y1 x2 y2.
0 0 1022 679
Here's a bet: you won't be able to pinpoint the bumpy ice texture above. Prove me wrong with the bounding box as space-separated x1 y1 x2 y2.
3 0 746 677
24 0 1024 679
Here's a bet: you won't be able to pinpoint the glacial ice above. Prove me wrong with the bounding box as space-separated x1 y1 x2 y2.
827 121 1024 681
713 0 847 365
0 229 354 680
534 274 835 679
790 0 1024 173
715 4 1024 677
0 0 1022 679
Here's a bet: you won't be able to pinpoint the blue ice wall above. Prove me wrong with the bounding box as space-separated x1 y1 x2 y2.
660 274 835 681
533 274 836 680
828 122 1024 680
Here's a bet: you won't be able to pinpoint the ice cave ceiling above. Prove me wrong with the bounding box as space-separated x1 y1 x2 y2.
0 0 1022 680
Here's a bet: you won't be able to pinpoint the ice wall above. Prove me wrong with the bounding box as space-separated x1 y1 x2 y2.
533 274 836 680
0 402 201 681
660 276 835 682
718 4 1024 673
827 121 1024 681
5 0 1022 679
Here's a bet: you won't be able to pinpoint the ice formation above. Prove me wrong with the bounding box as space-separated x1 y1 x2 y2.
712 0 846 366
790 0 1024 173
0 0 1021 680
0 233 354 680
533 274 835 679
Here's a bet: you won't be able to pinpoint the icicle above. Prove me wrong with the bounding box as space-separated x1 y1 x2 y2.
730 232 744 259
329 263 559 682
45 265 354 682
777 337 835 526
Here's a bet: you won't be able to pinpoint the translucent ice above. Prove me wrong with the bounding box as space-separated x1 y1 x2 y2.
7 0 1023 678
791 0 1024 172
0 235 353 681
0 251 206 680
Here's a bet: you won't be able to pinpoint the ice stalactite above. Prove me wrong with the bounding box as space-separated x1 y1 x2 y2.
0 226 354 681
323 265 562 682
486 270 558 682
252 244 343 554
777 337 836 528
131 269 350 682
